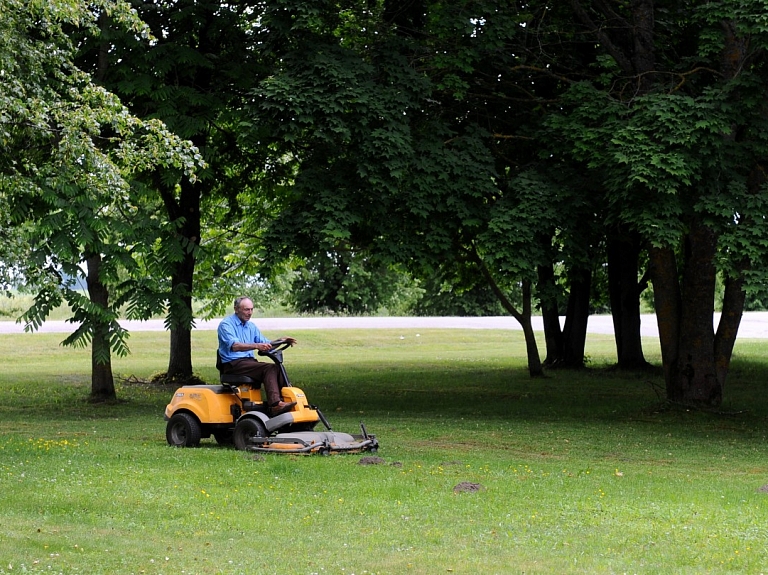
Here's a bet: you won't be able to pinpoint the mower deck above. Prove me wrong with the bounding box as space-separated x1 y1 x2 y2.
248 427 378 454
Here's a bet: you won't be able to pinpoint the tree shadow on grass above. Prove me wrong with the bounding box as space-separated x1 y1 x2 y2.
305 359 768 437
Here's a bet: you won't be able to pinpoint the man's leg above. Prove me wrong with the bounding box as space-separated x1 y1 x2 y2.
260 364 282 405
260 364 295 414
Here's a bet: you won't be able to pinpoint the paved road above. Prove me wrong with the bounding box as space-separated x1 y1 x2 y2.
3 312 768 338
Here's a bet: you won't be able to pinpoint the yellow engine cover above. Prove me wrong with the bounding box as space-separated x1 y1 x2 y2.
280 387 320 424
164 385 239 424
164 384 320 425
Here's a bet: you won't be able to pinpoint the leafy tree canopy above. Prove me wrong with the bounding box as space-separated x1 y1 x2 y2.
0 0 201 368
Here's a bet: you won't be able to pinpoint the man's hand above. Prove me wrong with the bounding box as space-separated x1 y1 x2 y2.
271 337 297 346
255 342 273 352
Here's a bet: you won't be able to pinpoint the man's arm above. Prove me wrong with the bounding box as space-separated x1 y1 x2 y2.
232 341 272 352
217 317 268 362
222 320 272 353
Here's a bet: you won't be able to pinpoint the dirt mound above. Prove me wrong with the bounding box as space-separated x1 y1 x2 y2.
359 456 387 465
453 482 484 493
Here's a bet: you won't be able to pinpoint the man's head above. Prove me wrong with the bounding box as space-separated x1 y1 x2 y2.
234 296 254 323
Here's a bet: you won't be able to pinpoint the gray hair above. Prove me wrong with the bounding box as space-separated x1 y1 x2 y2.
234 296 250 310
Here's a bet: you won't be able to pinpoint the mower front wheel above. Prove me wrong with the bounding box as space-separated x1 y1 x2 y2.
233 418 267 451
166 412 202 447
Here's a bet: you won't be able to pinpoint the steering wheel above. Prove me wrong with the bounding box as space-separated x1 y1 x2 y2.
268 338 292 351
257 338 292 358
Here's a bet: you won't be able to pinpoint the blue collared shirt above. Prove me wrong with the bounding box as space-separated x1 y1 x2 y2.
217 314 270 363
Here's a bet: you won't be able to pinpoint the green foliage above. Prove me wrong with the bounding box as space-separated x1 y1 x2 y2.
88 0 296 346
410 268 508 316
58 288 130 361
287 251 414 315
7 0 768 399
252 2 493 263
247 0 603 329
0 0 202 367
545 3 768 277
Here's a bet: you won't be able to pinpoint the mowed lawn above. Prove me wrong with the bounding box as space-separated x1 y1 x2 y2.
1 327 768 574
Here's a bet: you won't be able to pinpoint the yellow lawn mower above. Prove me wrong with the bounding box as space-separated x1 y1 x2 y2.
164 339 378 455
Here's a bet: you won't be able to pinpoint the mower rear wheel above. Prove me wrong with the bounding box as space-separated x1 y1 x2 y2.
166 412 202 447
233 418 267 451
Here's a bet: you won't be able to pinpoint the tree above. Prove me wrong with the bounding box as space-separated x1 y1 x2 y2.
411 262 507 317
245 0 573 376
0 0 200 400
287 250 412 315
250 0 768 400
79 0 271 382
607 227 650 369
548 0 768 404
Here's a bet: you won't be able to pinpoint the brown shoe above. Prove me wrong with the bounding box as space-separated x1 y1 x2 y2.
270 401 296 416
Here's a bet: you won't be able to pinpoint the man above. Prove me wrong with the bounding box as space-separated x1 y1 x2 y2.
217 296 297 416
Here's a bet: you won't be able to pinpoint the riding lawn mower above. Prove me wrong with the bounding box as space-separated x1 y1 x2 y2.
164 339 378 454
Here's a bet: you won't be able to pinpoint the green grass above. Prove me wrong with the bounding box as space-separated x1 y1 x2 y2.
1 329 768 574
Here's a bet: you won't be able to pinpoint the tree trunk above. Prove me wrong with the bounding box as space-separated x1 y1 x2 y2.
473 249 543 377
650 220 725 406
714 272 746 388
561 267 591 368
712 164 765 389
167 290 193 380
86 254 116 402
520 280 544 377
167 253 194 380
607 230 648 369
675 220 720 404
165 175 201 381
648 245 681 397
537 263 564 366
707 22 754 393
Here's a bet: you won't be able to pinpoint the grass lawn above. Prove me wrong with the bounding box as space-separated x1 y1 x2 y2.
1 328 768 574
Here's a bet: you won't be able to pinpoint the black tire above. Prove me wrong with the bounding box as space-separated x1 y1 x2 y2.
166 412 202 447
233 418 267 451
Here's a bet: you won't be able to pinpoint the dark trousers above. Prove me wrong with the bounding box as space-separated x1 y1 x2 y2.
222 358 283 405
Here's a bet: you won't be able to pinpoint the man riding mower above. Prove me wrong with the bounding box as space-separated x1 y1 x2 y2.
164 339 378 454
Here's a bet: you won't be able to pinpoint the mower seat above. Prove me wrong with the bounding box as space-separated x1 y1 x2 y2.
216 350 256 386
221 373 256 385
